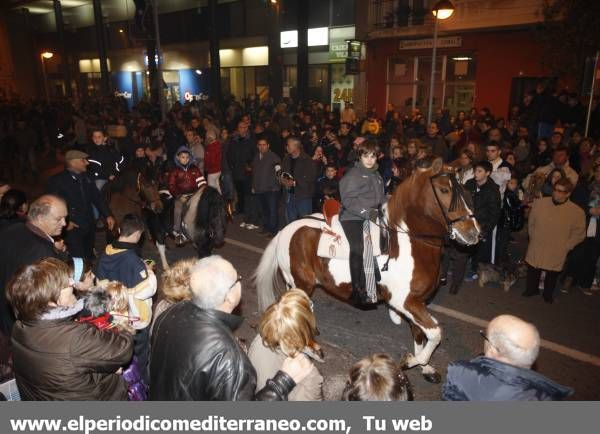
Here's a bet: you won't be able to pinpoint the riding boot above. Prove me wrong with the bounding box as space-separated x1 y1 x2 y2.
349 255 376 309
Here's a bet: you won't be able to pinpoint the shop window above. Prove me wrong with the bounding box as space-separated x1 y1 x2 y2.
308 65 329 103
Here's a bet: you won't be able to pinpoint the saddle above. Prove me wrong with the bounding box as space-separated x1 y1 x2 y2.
316 199 384 260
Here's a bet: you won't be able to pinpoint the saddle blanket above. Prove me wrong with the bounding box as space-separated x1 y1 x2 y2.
316 215 382 260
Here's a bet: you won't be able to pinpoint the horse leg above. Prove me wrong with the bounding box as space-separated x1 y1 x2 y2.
409 322 441 384
400 298 442 384
156 242 169 270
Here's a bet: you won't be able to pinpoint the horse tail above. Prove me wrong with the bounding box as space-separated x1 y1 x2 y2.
254 231 282 313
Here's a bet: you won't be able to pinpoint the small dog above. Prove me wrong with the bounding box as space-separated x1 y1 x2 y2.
478 263 520 292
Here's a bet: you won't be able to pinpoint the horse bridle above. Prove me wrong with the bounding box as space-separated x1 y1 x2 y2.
429 172 476 239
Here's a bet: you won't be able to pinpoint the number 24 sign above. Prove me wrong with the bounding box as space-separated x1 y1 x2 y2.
333 88 353 103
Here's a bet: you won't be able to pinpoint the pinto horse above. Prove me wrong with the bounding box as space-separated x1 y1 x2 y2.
254 158 481 382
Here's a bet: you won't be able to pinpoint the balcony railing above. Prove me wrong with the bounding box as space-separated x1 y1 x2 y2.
369 0 430 30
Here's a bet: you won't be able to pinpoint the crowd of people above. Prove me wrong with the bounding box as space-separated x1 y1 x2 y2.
0 80 598 401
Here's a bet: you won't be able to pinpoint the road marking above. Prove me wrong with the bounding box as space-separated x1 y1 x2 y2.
225 237 600 367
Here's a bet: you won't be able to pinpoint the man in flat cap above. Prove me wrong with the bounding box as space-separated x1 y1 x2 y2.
46 150 115 261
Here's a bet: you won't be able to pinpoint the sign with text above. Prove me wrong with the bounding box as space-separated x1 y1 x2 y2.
399 36 462 50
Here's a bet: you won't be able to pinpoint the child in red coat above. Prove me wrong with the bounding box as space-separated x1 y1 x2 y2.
168 146 206 245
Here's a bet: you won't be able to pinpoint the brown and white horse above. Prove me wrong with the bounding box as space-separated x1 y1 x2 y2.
254 158 481 382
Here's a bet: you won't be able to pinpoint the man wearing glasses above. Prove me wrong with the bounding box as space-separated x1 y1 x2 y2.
522 177 585 303
46 150 116 261
442 314 572 401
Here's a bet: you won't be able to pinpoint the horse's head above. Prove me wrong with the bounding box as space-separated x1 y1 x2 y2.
417 157 480 245
137 172 163 214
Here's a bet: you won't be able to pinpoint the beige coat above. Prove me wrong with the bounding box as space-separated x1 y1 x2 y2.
248 335 323 401
526 197 586 271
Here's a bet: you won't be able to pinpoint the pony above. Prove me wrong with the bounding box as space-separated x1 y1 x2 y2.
110 166 227 267
254 158 480 383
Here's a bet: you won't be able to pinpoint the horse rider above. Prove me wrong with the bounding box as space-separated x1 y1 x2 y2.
339 139 385 308
168 146 206 246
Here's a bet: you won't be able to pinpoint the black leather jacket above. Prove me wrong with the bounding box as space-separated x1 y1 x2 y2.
149 301 296 401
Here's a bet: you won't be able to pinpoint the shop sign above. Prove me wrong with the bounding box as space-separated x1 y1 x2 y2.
114 90 132 99
330 64 354 110
184 91 208 102
399 36 462 50
329 26 356 63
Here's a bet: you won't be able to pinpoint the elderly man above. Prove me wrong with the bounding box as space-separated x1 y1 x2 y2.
533 145 579 188
46 150 115 261
523 178 586 303
149 255 313 400
281 136 317 223
442 315 573 401
0 195 68 335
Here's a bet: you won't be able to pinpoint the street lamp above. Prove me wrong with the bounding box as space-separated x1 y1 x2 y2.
41 51 54 102
427 0 455 125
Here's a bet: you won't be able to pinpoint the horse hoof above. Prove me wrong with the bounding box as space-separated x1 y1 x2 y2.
422 372 442 384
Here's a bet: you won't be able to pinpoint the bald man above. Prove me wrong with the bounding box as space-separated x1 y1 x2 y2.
441 315 573 401
0 195 69 335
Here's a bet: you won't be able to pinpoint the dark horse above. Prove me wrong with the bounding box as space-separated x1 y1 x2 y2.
109 167 227 267
254 158 480 383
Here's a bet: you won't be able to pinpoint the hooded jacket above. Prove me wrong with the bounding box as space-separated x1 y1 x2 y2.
94 241 157 330
167 146 205 196
442 356 573 401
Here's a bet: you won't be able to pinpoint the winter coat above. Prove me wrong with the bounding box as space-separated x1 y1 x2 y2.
248 335 323 401
500 189 524 232
339 163 385 221
167 147 205 196
12 303 133 401
0 222 66 336
87 144 124 181
526 197 586 271
149 301 296 401
281 152 318 200
252 150 281 193
465 178 501 235
94 241 157 330
442 356 573 401
204 140 222 175
227 134 256 181
46 169 112 230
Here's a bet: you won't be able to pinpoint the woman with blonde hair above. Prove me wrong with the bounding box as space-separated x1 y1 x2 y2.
342 353 412 401
151 258 197 335
248 289 324 401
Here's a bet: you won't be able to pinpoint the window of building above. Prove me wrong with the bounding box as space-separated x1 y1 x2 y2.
386 53 477 116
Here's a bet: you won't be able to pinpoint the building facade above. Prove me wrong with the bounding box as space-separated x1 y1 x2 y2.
358 0 556 118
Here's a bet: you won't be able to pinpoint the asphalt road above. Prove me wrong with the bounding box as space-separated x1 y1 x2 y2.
132 215 600 401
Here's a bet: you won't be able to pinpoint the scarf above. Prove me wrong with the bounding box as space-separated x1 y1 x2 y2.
40 298 84 320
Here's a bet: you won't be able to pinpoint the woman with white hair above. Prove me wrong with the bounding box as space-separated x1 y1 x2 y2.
248 289 324 401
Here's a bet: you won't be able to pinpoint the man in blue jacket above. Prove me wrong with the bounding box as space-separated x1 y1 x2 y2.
442 314 573 401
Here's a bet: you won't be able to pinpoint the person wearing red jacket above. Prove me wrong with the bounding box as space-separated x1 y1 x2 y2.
204 130 222 193
168 146 206 245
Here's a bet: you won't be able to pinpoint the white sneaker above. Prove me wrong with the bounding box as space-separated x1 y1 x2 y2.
246 224 259 230
240 222 247 228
